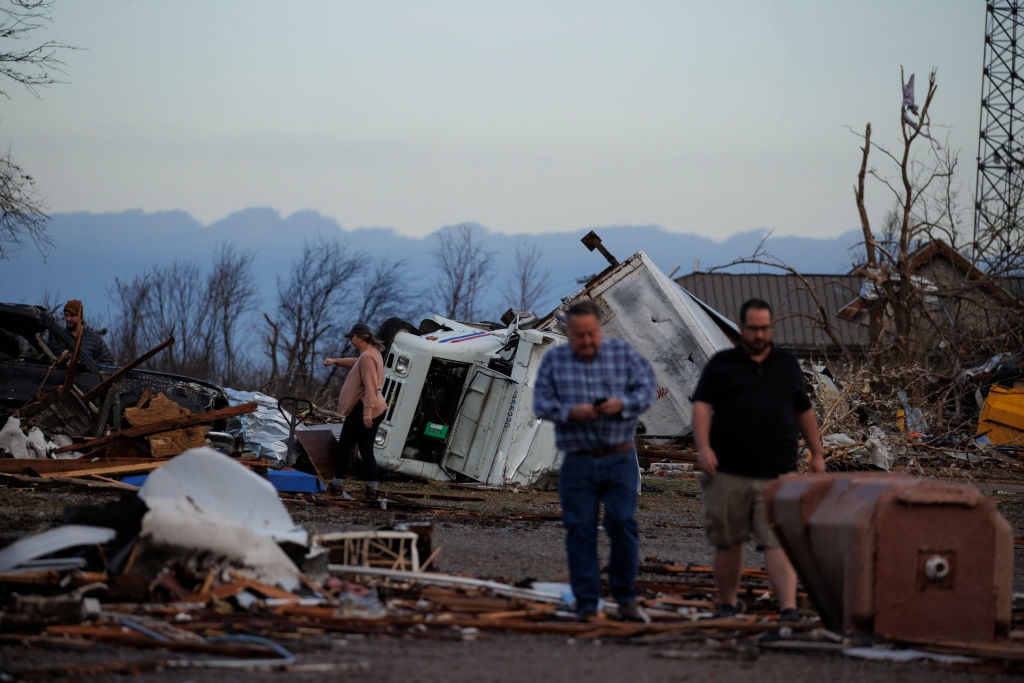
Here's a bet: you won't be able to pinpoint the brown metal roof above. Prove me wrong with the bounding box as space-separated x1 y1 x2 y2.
676 272 870 354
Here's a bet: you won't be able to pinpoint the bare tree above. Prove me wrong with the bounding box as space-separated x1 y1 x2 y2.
350 255 412 327
0 150 47 257
432 223 495 320
108 259 215 378
502 236 552 312
709 233 856 363
261 238 363 396
0 0 73 259
319 254 413 391
108 272 152 363
206 244 258 386
108 239 412 396
107 245 258 384
851 69 1024 372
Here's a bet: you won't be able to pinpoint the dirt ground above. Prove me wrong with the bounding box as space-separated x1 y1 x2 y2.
1 471 1022 681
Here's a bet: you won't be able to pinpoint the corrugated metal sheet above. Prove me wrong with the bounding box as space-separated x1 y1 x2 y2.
675 272 870 355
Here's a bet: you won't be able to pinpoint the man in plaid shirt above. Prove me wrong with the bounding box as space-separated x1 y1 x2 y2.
534 299 657 622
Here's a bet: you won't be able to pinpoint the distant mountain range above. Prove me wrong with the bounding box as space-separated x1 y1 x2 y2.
1 208 863 324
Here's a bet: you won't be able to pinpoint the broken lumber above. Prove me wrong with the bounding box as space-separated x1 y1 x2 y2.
39 462 163 479
0 570 108 586
80 336 175 403
0 471 141 492
0 457 155 475
328 565 565 604
58 327 85 398
124 393 208 457
53 402 257 455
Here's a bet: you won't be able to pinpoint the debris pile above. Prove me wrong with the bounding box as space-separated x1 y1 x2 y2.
0 323 268 488
791 354 1024 479
1 448 1022 676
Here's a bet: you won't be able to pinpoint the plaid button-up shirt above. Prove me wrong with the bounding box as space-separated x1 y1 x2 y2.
533 338 657 453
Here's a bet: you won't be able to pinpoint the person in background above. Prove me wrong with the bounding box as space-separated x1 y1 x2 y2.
533 299 657 622
691 298 826 622
323 323 388 498
50 299 114 365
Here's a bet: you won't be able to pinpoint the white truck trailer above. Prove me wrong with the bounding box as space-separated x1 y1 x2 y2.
370 250 735 487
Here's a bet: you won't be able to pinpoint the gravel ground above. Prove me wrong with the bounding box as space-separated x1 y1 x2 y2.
1 472 1022 681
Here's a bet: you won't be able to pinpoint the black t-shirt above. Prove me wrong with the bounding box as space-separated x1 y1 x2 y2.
691 346 811 478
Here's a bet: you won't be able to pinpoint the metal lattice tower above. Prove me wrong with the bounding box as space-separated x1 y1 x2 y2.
975 1 1024 249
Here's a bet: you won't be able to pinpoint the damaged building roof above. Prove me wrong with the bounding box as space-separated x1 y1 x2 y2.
675 272 870 357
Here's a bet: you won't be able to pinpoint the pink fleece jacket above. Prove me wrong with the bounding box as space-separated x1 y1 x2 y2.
335 347 387 422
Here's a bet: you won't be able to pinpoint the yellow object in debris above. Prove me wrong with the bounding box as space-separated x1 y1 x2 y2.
977 386 1024 447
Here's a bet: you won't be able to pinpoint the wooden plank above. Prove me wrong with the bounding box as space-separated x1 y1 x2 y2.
198 570 215 595
43 625 278 656
121 539 143 575
893 636 1024 661
53 402 257 454
641 564 769 579
0 570 108 586
642 597 715 608
80 336 174 402
134 386 154 408
40 462 164 479
479 606 556 620
124 392 191 425
84 475 137 491
59 327 85 398
0 457 155 475
231 573 303 600
145 427 208 458
207 581 247 600
0 471 140 492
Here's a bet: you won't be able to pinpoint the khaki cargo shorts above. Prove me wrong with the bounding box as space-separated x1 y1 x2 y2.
701 470 781 549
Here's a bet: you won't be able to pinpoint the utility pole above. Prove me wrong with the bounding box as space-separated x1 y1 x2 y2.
974 1 1024 259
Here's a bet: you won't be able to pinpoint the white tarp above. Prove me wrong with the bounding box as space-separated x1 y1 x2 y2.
139 447 308 546
141 496 300 583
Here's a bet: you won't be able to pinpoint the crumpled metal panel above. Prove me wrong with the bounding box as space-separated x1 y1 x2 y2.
552 251 734 437
223 388 293 465
765 473 1012 642
977 385 1024 447
294 427 338 482
0 524 116 573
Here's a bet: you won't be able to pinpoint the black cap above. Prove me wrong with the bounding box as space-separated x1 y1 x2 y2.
344 323 372 338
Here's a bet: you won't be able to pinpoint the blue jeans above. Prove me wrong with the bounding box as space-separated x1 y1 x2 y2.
559 450 639 615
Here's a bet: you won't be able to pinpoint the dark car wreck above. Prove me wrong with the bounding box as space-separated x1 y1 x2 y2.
0 303 228 434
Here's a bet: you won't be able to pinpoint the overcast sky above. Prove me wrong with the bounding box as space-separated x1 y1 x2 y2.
5 1 984 240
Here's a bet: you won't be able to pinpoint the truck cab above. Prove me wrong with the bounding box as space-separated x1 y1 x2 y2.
374 316 565 487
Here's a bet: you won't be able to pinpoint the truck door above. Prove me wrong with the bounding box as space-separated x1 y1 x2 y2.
443 367 518 482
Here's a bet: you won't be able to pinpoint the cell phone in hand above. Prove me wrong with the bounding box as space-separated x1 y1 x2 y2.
593 397 607 406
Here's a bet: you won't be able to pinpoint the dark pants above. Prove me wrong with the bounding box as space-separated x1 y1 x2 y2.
558 450 639 615
334 401 384 483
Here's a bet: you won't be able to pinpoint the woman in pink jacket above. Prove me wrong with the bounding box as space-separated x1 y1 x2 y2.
323 323 388 497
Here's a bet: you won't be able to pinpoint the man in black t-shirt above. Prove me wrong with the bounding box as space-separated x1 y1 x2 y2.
691 298 825 622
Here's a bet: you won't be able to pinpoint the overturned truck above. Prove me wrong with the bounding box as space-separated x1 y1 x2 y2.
372 249 736 487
